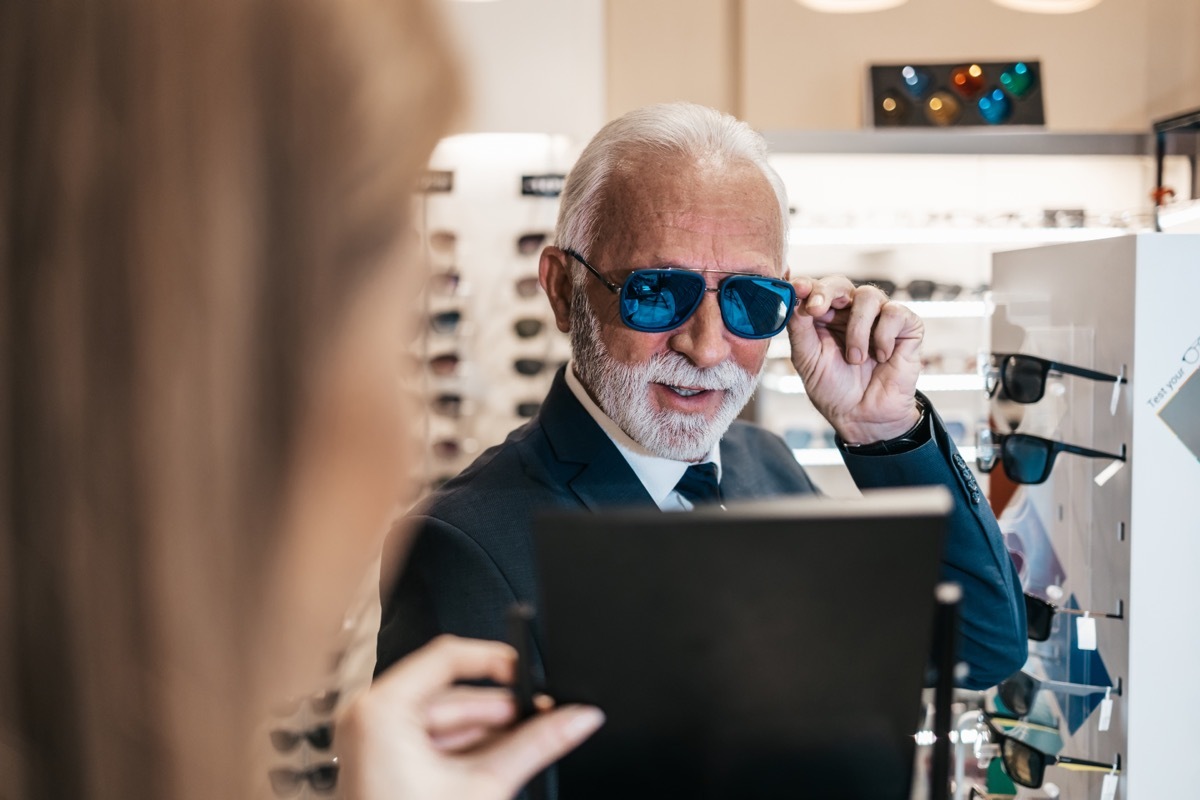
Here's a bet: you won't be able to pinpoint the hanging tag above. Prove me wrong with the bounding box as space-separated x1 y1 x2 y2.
1098 688 1113 731
1077 613 1098 650
1095 459 1124 487
1109 367 1124 416
1101 772 1119 800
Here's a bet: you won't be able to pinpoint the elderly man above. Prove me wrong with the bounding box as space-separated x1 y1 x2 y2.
377 102 1026 691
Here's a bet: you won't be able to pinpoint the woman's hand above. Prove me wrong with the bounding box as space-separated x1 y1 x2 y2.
337 635 604 800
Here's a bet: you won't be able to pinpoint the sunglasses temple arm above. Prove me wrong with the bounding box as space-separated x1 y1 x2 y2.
1061 441 1127 462
1040 675 1122 697
564 249 622 294
1053 599 1125 620
1055 754 1122 773
1050 361 1127 385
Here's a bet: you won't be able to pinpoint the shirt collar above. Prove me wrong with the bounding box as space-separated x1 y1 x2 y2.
564 362 722 507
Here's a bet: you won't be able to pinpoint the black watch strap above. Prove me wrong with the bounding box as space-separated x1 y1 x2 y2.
839 397 931 456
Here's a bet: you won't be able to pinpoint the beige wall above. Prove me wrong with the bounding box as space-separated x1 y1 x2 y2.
607 0 1200 132
607 0 740 117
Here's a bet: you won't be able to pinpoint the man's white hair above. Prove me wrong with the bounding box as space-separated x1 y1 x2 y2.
555 101 789 274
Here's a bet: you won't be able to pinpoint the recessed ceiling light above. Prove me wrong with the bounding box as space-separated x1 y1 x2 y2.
990 0 1101 13
796 0 907 12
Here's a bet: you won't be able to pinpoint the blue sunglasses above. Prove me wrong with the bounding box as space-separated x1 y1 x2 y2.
564 249 796 340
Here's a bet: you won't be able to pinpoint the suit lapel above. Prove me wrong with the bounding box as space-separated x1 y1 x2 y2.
538 368 658 512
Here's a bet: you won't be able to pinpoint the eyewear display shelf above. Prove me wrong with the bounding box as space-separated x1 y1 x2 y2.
757 132 1193 498
986 234 1200 800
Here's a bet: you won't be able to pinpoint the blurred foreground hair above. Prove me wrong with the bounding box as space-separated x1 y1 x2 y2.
0 0 458 797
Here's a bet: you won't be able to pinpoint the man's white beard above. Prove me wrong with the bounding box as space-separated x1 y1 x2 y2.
570 288 761 462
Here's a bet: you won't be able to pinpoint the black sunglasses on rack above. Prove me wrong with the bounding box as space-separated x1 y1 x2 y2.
981 714 1119 788
429 310 463 335
1024 593 1124 642
517 232 549 255
514 276 541 298
268 722 334 753
975 429 1125 484
986 352 1125 404
997 670 1121 718
513 318 545 338
853 277 963 301
268 759 339 797
566 248 796 339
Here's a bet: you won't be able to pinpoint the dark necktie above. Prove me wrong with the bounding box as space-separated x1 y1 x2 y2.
674 462 723 508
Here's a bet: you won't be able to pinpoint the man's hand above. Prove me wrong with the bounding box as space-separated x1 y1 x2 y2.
338 635 605 800
785 275 924 445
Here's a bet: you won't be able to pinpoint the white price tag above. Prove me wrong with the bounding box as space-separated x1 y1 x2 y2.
1098 694 1113 731
1100 772 1119 800
1109 367 1124 416
1095 458 1124 487
1077 614 1098 650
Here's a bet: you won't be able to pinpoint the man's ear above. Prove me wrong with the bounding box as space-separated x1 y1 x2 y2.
539 247 574 333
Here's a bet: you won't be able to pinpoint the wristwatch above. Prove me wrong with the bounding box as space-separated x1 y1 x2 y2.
839 396 931 456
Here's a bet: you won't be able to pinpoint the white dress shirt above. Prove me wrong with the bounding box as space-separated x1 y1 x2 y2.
565 363 722 511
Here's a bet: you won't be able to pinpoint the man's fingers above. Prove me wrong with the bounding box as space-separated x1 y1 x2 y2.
870 302 924 364
373 635 517 704
471 705 606 790
842 285 887 364
802 275 856 316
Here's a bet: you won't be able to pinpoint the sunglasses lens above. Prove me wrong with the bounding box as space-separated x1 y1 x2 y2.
1003 434 1053 484
620 270 705 332
432 439 460 459
516 401 541 418
720 276 796 338
514 319 543 338
1000 738 1043 788
309 763 339 793
430 271 460 295
307 723 334 750
268 769 304 797
1023 594 1055 642
309 689 339 715
429 231 456 254
269 730 301 753
517 233 547 255
906 280 936 301
514 359 545 376
428 353 459 375
430 311 461 334
433 394 462 417
515 277 540 298
1004 356 1047 403
998 672 1034 717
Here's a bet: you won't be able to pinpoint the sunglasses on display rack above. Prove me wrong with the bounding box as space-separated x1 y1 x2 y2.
565 249 797 339
270 689 340 719
268 760 339 797
980 714 1119 789
853 277 963 301
429 310 463 335
517 232 549 256
429 270 462 297
515 276 541 298
431 393 464 418
515 400 541 418
997 670 1121 719
427 352 460 376
427 230 456 256
1024 593 1124 642
513 318 545 338
268 722 334 754
985 353 1126 404
975 429 1126 485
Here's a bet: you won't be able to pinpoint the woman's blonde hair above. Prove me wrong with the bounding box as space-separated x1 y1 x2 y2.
0 1 458 797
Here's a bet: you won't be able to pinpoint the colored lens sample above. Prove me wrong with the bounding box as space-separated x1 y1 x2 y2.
950 64 985 97
1000 62 1034 97
924 91 962 126
978 88 1013 125
878 92 907 125
900 65 932 98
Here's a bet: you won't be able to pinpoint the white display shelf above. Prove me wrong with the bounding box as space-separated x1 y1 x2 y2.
789 226 1130 247
763 372 983 395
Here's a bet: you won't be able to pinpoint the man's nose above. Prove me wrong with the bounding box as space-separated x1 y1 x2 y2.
668 293 732 368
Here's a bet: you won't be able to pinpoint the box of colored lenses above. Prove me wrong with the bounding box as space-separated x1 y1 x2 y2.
867 61 1044 128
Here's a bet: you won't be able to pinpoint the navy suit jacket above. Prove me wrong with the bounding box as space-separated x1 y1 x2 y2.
378 369 1026 690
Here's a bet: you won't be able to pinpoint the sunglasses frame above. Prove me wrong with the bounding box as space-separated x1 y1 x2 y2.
982 714 1119 788
997 670 1121 718
986 352 1125 404
268 758 339 797
976 429 1126 485
268 721 334 753
565 248 796 340
1023 593 1124 642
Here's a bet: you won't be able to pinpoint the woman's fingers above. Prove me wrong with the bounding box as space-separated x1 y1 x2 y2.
425 686 516 736
470 705 606 791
